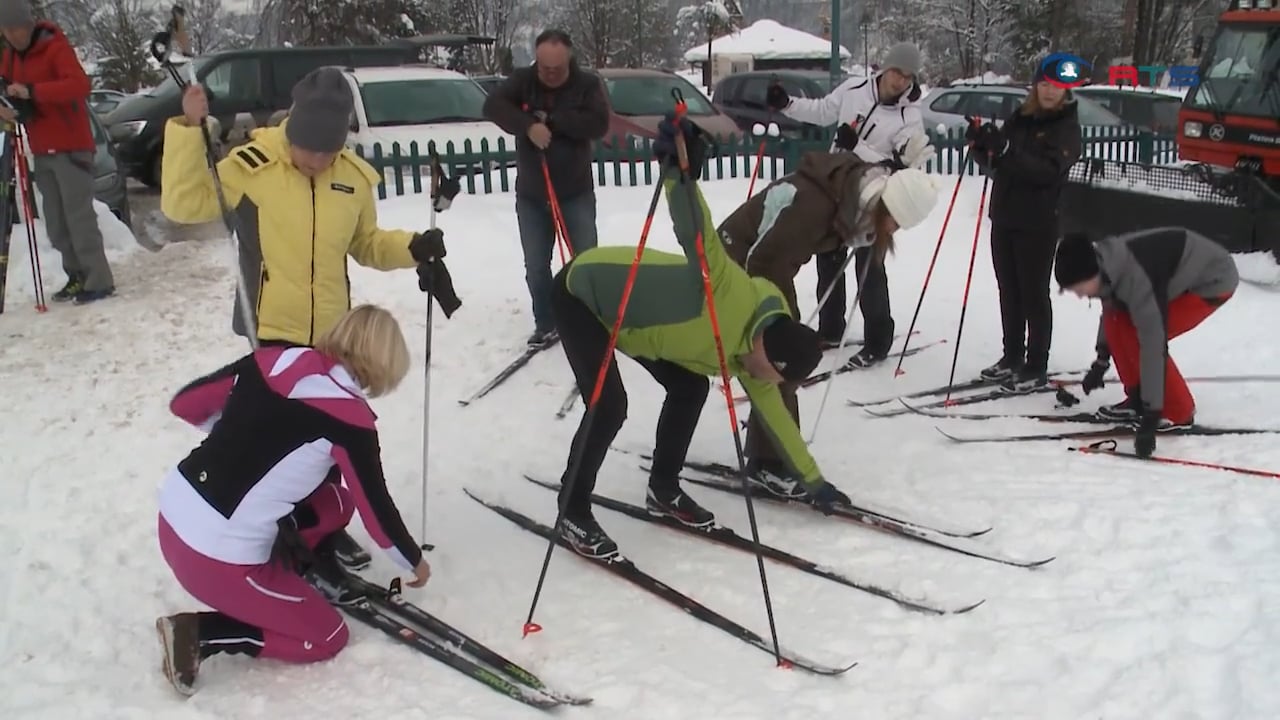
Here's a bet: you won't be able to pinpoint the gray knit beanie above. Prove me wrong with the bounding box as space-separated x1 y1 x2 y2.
882 42 922 76
285 68 353 153
0 0 35 28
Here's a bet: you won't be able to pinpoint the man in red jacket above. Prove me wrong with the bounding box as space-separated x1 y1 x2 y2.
0 1 114 303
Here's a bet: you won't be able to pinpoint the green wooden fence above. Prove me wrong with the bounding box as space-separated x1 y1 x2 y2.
354 125 1178 201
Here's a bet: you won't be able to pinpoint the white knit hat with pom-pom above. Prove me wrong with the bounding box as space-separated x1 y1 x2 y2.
861 168 940 230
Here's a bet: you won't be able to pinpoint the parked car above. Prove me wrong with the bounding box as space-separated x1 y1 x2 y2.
595 68 741 150
103 44 422 187
341 65 513 170
471 74 504 94
712 69 850 138
1071 85 1183 133
921 84 1126 133
88 103 130 228
89 89 128 116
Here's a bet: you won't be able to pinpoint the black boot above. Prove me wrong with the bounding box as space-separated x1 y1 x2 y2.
156 613 202 696
645 486 715 528
1000 367 1048 394
980 357 1021 381
52 273 84 302
1096 388 1142 421
557 510 618 559
328 528 371 571
745 458 807 499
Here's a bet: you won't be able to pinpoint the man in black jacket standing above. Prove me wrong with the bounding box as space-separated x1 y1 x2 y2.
483 29 610 348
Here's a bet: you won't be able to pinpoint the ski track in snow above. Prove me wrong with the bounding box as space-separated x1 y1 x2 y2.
2 177 1279 719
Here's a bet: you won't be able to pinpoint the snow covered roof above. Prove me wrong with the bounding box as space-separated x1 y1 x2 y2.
683 20 850 63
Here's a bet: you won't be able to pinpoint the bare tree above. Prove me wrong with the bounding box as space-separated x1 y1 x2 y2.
549 0 624 68
85 0 164 92
451 0 528 73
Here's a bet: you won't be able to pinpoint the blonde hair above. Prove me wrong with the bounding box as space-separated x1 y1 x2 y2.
314 305 411 398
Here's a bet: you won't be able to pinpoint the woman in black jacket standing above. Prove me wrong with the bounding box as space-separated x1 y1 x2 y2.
969 66 1082 393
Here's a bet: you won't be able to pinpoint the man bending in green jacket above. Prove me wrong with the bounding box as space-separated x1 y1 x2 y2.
550 114 851 559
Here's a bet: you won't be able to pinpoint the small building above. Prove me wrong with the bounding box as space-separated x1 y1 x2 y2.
683 19 851 86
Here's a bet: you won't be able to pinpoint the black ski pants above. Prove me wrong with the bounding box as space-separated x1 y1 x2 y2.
990 225 1056 372
815 245 894 354
551 267 710 516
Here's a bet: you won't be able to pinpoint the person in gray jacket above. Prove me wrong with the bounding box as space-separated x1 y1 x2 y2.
1053 229 1238 457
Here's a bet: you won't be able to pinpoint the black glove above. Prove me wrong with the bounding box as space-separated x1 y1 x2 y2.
977 122 1007 157
653 112 707 180
1134 410 1160 458
1082 358 1108 395
805 480 851 514
834 123 859 152
409 228 446 263
765 82 790 110
432 174 461 213
963 116 983 143
417 258 461 318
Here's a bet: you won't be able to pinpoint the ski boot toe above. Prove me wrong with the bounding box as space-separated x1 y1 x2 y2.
645 487 715 528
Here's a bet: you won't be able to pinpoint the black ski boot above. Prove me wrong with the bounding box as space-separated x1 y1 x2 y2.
843 345 888 370
328 528 371 571
307 535 365 605
1000 367 1048 394
1096 391 1142 422
746 459 807 499
527 328 558 349
155 613 202 696
557 511 618 559
51 273 84 302
645 486 715 528
980 357 1021 381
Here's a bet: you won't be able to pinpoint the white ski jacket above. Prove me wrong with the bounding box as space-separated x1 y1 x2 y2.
782 73 925 165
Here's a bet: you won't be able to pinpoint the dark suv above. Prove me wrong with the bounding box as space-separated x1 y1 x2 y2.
103 45 421 187
712 70 848 138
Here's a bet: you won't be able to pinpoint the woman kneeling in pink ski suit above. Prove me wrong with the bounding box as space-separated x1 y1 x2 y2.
154 304 431 695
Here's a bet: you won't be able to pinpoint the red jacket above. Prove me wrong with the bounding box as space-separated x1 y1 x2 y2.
1 21 94 155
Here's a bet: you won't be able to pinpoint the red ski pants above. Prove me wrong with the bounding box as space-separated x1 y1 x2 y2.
1103 292 1231 424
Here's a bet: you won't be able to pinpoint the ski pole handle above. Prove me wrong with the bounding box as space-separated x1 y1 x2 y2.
670 88 690 174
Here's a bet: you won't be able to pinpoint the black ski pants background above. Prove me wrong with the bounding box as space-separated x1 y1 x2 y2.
551 267 710 516
815 245 894 354
990 225 1057 372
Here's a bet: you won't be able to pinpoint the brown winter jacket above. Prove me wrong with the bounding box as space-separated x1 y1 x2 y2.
717 152 881 314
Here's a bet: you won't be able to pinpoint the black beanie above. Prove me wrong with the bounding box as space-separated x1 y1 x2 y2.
761 317 821 383
285 68 354 153
1054 232 1100 288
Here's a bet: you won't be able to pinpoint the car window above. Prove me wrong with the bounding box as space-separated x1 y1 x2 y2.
87 103 108 145
965 93 1012 120
202 57 263 105
929 91 964 113
270 53 343 102
711 76 733 102
1151 98 1180 131
359 78 489 126
1075 95 1123 125
738 77 770 109
602 75 716 116
779 77 810 99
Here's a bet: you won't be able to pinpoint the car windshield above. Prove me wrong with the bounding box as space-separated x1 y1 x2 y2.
359 78 488 127
1185 24 1280 120
603 75 715 116
1074 95 1124 125
146 57 212 97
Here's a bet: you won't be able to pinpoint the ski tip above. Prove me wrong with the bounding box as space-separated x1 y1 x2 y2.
1019 556 1056 569
952 599 987 614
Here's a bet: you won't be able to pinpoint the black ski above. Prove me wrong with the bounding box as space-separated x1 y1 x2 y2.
619 450 990 539
465 490 857 676
936 423 1279 443
458 338 560 407
897 398 1118 424
336 569 592 706
847 369 1087 408
657 464 1052 569
320 583 566 709
523 475 983 615
554 385 578 419
798 339 945 389
862 383 1069 418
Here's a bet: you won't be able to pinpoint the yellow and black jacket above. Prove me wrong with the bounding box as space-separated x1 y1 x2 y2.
160 119 416 345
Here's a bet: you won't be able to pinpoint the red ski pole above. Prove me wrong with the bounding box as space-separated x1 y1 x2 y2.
1070 440 1280 480
942 174 990 406
541 156 573 265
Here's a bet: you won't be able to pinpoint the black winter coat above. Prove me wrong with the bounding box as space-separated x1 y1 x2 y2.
482 64 610 202
978 97 1082 235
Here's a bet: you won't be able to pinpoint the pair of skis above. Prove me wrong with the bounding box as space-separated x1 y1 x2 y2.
322 567 590 709
465 489 858 676
458 337 560 407
622 450 1053 569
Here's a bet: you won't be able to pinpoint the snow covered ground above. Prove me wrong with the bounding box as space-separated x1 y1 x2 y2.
2 174 1280 719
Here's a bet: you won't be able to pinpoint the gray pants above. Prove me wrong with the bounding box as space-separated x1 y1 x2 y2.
32 151 114 292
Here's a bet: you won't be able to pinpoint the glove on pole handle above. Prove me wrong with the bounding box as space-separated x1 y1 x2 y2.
893 142 974 376
942 174 990 405
670 88 786 669
150 27 258 349
520 163 664 640
419 143 441 553
806 256 874 445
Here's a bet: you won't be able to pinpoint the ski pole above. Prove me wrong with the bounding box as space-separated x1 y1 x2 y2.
942 174 990 406
1070 439 1280 480
0 130 14 315
541 155 573 265
806 257 874 444
419 144 443 553
893 144 973 376
804 247 857 328
12 127 45 312
746 106 779 198
670 87 785 669
521 173 665 639
150 24 258 349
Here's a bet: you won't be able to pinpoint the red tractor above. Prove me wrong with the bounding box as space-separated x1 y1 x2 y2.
1064 0 1280 258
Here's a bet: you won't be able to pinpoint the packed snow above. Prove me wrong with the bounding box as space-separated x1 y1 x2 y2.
2 169 1280 719
683 19 851 63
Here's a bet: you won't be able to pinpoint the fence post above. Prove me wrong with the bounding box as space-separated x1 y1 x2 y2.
409 141 423 194
1137 128 1154 165
371 144 387 200
497 137 511 193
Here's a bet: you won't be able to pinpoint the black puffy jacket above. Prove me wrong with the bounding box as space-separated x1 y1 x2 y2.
978 96 1082 234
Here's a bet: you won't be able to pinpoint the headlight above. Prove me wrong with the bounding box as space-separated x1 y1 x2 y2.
112 120 147 139
1183 121 1203 138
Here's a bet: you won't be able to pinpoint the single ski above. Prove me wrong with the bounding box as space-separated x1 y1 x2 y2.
799 339 945 389
862 383 1069 418
618 450 990 539
465 490 857 676
847 369 1088 408
657 465 1051 569
897 398 1118 423
554 386 578 419
458 338 560 407
320 583 565 709
1068 440 1280 479
336 569 592 706
523 475 982 615
936 423 1279 443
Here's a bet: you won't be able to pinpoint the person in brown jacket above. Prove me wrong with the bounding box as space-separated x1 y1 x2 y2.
717 152 939 492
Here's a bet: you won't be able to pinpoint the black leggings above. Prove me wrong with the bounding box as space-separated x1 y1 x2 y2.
551 267 710 516
990 225 1056 372
815 245 894 353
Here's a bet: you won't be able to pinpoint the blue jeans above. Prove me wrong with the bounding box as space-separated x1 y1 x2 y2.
516 192 598 333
